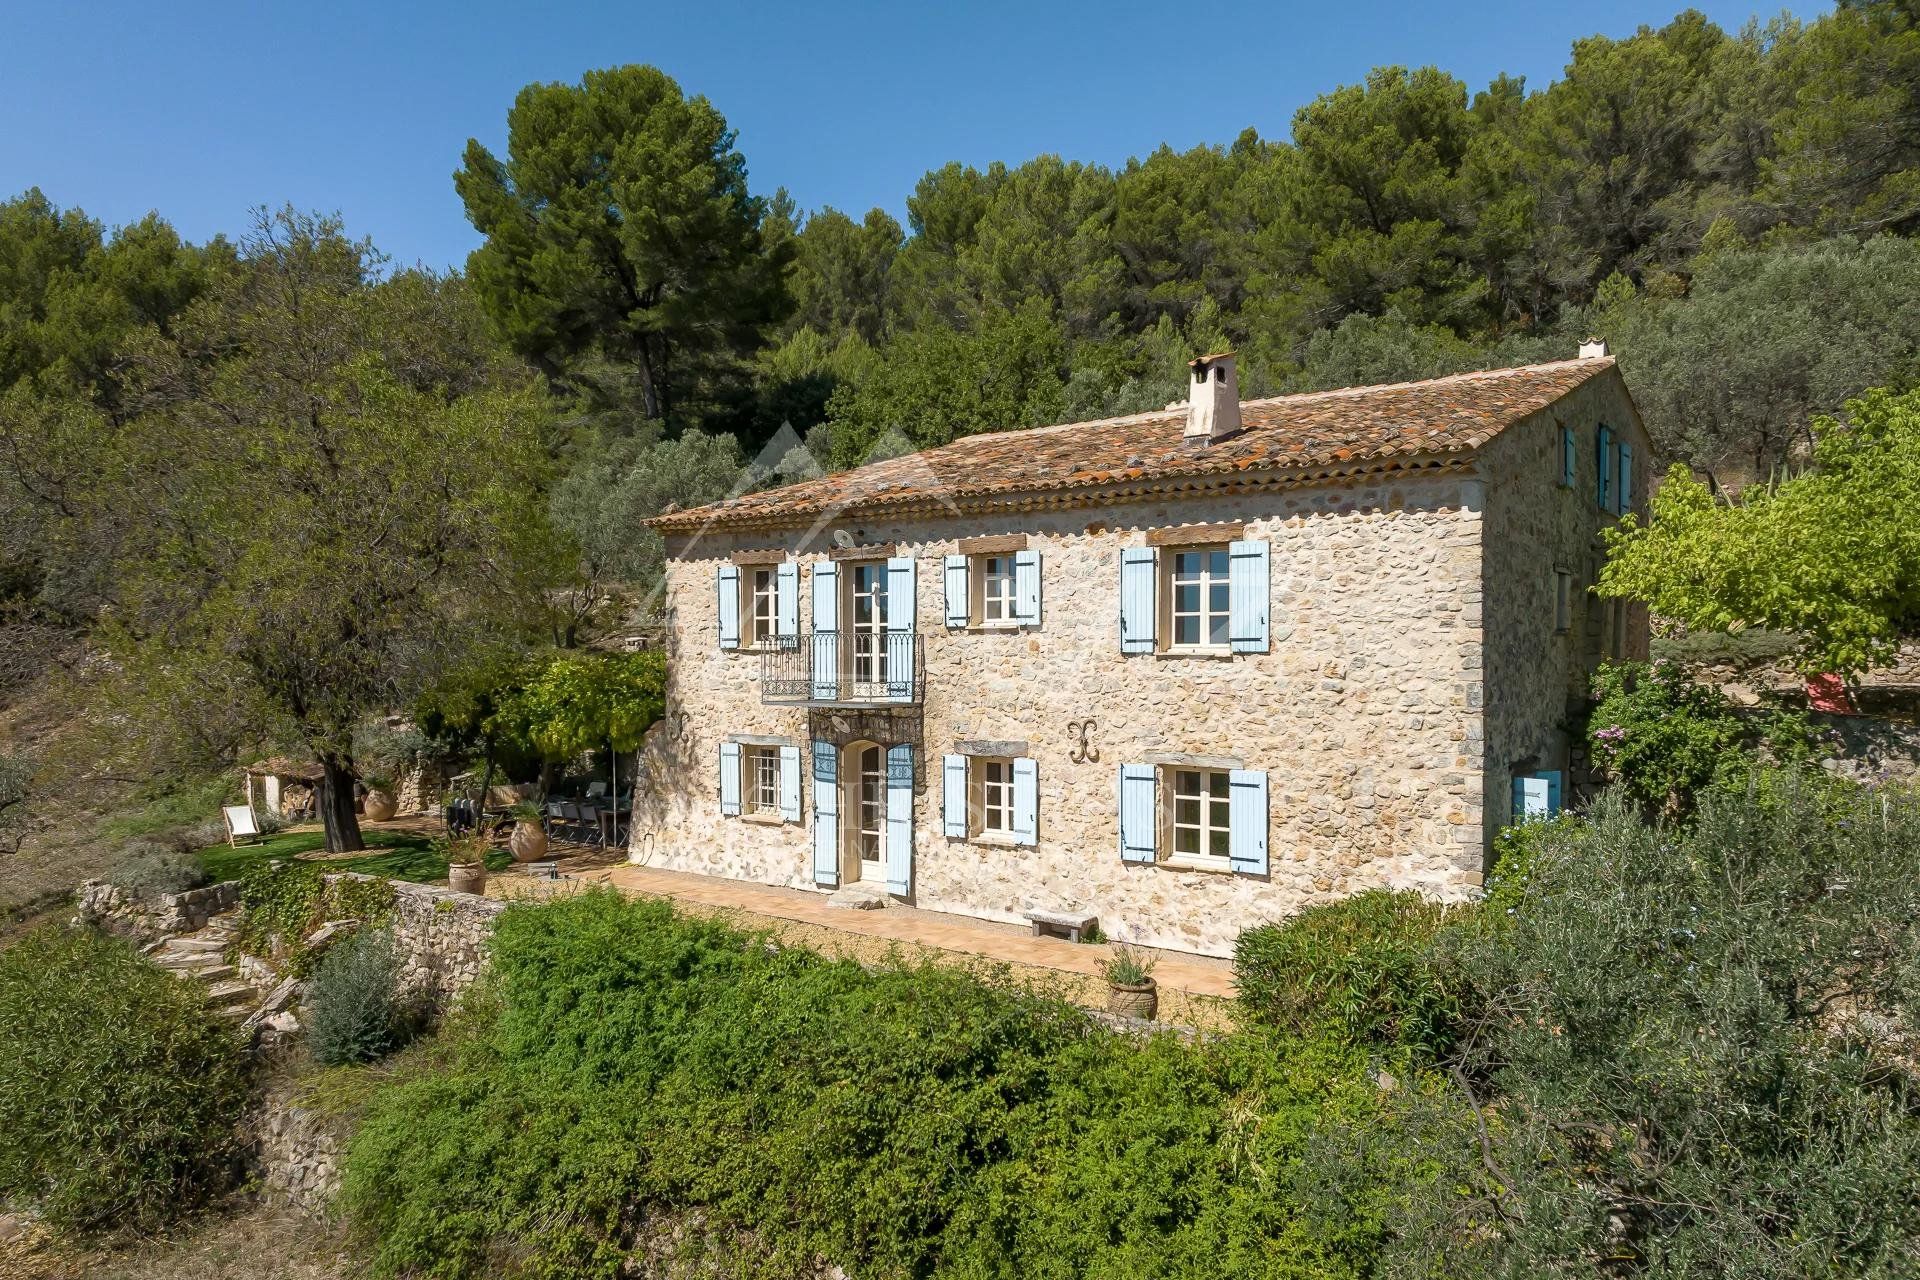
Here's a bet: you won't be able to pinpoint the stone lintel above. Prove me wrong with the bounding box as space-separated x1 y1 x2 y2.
1143 751 1244 770
954 739 1028 757
1146 522 1245 547
729 548 788 566
827 541 896 560
955 533 1028 555
728 733 799 748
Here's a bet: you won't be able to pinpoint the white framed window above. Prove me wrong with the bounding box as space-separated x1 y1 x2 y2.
746 746 780 815
747 568 778 647
978 556 1017 625
1165 547 1231 650
1169 768 1232 862
1555 569 1574 634
976 757 1013 834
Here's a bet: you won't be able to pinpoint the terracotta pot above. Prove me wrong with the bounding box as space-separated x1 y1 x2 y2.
1106 980 1159 1021
362 789 398 822
448 862 487 895
509 819 549 863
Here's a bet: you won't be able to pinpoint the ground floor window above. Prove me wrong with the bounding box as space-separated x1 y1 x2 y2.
1170 768 1232 862
977 757 1012 834
746 745 780 815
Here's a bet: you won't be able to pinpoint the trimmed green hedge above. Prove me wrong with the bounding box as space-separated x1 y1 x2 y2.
0 926 252 1230
1233 889 1458 1055
342 891 1406 1279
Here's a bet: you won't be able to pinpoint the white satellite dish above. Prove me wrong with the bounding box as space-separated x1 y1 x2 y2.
831 529 856 549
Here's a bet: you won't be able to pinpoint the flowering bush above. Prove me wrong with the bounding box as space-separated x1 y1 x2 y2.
1587 660 1824 813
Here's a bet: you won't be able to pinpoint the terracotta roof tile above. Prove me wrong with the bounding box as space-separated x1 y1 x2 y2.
653 358 1615 534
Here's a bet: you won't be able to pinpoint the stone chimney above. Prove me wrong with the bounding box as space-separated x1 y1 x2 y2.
1578 337 1610 360
1185 352 1242 442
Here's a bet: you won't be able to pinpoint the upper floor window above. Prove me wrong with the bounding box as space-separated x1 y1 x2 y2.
1167 547 1231 649
943 547 1041 628
980 556 1018 624
748 569 779 646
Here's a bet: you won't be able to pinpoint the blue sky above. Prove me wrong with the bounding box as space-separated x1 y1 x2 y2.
2 0 1811 271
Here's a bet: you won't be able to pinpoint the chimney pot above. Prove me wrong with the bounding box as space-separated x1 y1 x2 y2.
1184 352 1242 442
1578 337 1610 360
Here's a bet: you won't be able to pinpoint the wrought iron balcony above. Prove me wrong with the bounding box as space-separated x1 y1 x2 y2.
759 630 925 707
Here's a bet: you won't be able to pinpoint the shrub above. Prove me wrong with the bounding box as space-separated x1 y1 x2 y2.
1391 771 1920 1276
1587 659 1824 813
1102 941 1156 985
1234 889 1457 1055
310 927 410 1066
342 890 1403 1279
105 838 212 899
0 926 252 1230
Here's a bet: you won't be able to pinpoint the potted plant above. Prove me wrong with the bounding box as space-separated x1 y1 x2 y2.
507 800 549 863
445 832 489 895
361 773 398 823
1103 943 1159 1020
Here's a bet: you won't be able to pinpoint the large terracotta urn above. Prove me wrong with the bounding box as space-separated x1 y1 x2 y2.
509 819 549 863
448 861 487 895
362 789 398 822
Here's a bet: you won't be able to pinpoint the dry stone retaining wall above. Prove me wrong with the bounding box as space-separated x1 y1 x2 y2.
77 878 240 941
324 873 507 1008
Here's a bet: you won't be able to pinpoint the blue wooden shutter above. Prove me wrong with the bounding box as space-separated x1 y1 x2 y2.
1012 757 1038 846
717 564 740 650
1561 426 1576 487
941 753 968 837
1228 539 1270 653
886 556 916 703
1228 769 1268 875
778 744 801 822
718 741 742 816
943 554 969 628
1512 773 1551 822
775 561 799 642
1596 425 1613 509
1119 548 1157 654
1014 549 1042 626
811 561 839 701
1545 769 1564 815
885 744 913 895
1119 763 1156 862
1617 443 1634 514
811 741 839 886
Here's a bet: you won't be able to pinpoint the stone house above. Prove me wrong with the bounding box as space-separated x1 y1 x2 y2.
632 351 1649 956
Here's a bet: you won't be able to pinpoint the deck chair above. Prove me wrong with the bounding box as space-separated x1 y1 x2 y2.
223 804 262 847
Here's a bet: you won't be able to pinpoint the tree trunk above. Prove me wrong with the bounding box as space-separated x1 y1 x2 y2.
317 753 365 853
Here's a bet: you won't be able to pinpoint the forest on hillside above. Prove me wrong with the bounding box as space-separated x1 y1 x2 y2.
1 3 1918 849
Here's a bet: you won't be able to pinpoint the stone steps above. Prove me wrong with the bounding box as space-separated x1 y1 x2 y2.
204 980 255 1008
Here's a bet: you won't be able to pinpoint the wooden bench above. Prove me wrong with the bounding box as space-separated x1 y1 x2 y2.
1023 908 1098 943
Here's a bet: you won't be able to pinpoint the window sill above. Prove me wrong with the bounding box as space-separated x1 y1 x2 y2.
739 811 792 827
1159 854 1236 875
968 830 1023 847
1155 645 1235 660
965 621 1028 633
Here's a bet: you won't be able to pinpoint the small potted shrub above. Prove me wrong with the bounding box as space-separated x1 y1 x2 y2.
507 800 548 863
1103 942 1159 1020
361 774 398 823
445 833 489 895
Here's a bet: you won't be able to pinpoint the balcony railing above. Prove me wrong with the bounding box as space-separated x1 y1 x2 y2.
759 630 925 706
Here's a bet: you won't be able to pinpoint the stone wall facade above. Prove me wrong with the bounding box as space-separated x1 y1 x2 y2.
77 878 240 941
630 367 1646 957
247 1080 346 1217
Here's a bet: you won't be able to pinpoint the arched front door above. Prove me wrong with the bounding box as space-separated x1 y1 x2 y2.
843 741 886 884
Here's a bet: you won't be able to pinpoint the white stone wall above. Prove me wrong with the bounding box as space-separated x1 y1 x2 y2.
632 473 1491 957
1478 369 1652 830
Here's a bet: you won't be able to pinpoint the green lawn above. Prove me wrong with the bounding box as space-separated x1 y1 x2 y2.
197 829 513 884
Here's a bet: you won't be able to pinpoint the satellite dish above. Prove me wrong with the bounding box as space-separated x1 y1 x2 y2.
831 529 856 549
